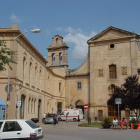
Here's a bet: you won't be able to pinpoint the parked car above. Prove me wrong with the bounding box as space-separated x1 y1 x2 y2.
0 119 43 140
129 114 139 121
44 114 58 124
31 118 39 123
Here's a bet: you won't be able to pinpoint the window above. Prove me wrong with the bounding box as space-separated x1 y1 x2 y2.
109 64 117 79
77 82 81 89
31 99 33 113
52 53 55 66
110 44 115 49
59 52 62 65
29 63 32 84
0 122 3 129
35 67 37 87
25 121 39 129
23 57 26 79
3 121 22 132
28 98 30 113
34 100 36 113
59 82 61 92
56 38 58 45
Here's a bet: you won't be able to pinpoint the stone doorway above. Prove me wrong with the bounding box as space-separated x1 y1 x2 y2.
75 100 84 114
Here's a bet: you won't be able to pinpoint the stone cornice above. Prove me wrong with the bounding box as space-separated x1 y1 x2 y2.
66 73 90 78
47 45 69 50
0 30 48 65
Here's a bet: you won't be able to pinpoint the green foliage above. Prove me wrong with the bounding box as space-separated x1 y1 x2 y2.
0 40 17 71
78 122 102 127
108 75 140 114
129 118 138 125
102 117 112 125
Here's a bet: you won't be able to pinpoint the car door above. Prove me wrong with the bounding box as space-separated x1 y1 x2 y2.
1 121 23 139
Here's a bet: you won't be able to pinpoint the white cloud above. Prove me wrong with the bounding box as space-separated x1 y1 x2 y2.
55 26 97 59
62 28 97 60
10 13 21 23
55 27 83 34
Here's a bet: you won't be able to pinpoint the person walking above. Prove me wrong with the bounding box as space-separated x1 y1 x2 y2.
43 113 46 123
53 114 57 125
66 112 69 123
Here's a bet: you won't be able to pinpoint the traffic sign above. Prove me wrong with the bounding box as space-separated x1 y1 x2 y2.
115 98 122 104
5 85 12 93
7 101 10 105
17 100 21 106
84 104 89 109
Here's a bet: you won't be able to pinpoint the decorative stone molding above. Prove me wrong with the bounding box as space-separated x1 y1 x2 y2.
121 66 127 75
99 69 104 77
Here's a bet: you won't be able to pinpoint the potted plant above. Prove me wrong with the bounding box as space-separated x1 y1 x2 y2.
129 118 139 129
102 117 112 129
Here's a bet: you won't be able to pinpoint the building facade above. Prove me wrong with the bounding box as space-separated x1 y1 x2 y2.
0 25 66 122
64 27 140 121
0 25 140 121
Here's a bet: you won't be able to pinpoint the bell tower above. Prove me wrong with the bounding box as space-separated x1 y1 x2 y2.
47 35 69 72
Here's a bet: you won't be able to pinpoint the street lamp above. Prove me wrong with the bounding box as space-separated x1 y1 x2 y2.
6 29 41 119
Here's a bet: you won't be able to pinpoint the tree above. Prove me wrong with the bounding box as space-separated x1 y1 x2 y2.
108 75 140 117
0 40 17 71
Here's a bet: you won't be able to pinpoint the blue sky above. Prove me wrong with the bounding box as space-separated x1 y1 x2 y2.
0 0 140 69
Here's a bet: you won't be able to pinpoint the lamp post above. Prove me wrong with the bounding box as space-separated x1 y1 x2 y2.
6 29 41 119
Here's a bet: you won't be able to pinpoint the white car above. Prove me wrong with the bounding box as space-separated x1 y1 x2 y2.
129 114 139 121
0 119 43 140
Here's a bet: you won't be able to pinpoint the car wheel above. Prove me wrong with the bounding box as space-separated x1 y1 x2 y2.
73 118 77 122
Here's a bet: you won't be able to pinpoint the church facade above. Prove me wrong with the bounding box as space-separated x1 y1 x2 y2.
0 24 140 121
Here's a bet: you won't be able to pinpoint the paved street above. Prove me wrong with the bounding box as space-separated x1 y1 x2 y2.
38 121 140 140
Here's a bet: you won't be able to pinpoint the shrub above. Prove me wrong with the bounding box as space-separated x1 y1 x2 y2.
129 118 138 125
102 117 112 125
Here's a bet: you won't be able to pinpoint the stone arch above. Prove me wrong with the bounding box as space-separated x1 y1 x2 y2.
19 89 27 119
38 95 42 122
72 98 84 114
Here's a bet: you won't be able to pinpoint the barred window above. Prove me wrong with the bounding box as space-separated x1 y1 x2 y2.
109 64 117 79
77 82 81 89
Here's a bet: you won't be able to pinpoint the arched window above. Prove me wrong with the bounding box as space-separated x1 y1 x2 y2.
29 62 32 84
23 57 26 80
35 67 37 87
59 82 61 92
31 99 33 113
34 100 36 113
56 38 58 45
59 52 62 65
52 53 55 66
39 70 41 88
20 94 25 119
28 98 30 113
109 64 117 79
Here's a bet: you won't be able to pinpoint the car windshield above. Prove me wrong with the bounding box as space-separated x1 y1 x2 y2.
130 114 136 117
47 114 54 117
25 120 39 129
0 122 3 129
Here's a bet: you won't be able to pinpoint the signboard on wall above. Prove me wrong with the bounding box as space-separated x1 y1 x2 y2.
17 100 21 106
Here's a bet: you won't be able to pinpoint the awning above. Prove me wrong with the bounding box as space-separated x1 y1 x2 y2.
0 98 6 106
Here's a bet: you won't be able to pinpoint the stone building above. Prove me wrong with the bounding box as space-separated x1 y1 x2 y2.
0 25 66 121
0 25 140 121
63 26 140 121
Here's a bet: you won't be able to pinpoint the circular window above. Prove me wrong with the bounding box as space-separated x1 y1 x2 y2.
110 44 115 49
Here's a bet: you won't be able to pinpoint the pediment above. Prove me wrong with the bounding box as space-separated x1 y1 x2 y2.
88 26 135 42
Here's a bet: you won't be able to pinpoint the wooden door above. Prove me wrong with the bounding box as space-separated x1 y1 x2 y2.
98 110 103 121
